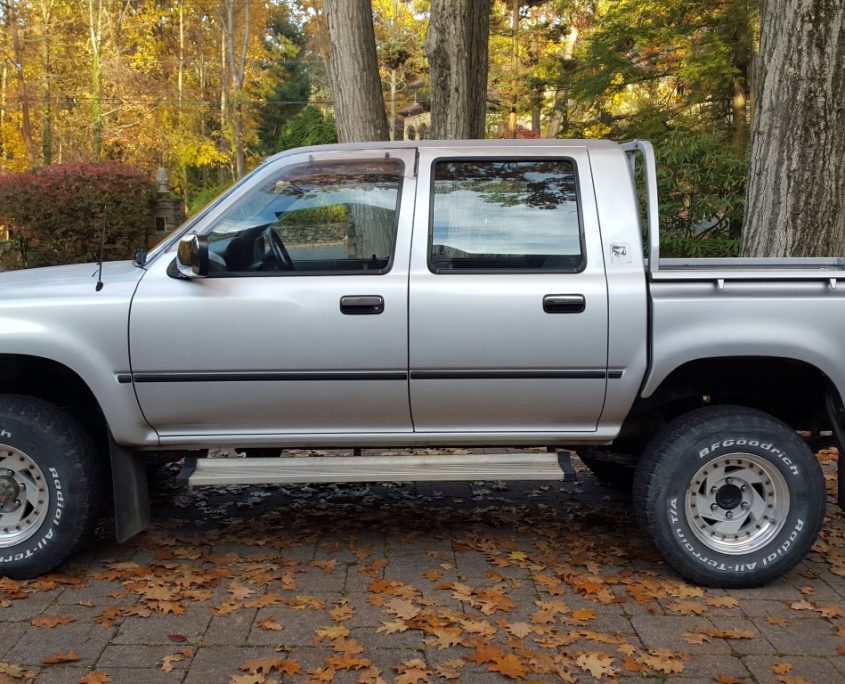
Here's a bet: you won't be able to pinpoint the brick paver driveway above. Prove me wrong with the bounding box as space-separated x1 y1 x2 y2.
2 450 845 683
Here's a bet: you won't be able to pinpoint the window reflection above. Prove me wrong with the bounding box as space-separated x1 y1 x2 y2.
430 160 582 272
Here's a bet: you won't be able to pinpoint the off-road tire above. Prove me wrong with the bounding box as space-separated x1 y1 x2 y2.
0 395 102 578
633 405 825 588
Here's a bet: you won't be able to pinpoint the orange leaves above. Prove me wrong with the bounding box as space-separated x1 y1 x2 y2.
40 650 80 665
575 651 617 678
31 615 74 628
682 625 756 644
79 673 111 684
256 618 283 631
443 582 516 615
666 600 708 616
489 653 527 679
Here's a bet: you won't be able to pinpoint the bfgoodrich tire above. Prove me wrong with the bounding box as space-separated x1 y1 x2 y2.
0 395 102 579
633 405 825 588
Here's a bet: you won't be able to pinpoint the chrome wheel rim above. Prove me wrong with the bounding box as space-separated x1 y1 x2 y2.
0 445 50 548
684 452 790 555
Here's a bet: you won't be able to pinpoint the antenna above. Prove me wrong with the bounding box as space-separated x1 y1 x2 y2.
95 204 107 292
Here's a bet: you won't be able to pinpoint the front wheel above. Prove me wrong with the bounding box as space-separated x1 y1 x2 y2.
633 405 825 587
0 396 102 578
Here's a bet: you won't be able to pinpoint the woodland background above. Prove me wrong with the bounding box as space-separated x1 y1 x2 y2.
0 0 841 266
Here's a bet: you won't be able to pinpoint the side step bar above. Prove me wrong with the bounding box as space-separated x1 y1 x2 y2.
183 452 570 486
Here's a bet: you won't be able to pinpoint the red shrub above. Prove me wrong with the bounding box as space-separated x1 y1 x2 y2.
0 162 155 268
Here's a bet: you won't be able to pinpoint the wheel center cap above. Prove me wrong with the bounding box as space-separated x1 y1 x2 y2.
715 483 743 510
0 476 18 509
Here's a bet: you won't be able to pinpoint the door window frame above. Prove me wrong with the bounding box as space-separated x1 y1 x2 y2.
427 156 587 275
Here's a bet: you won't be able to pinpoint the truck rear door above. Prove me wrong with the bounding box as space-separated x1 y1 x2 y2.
408 145 609 433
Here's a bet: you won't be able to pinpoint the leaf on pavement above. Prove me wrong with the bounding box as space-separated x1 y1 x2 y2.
395 658 430 684
488 654 526 679
31 615 74 628
575 651 617 678
666 600 708 616
41 650 80 665
80 673 111 684
767 615 789 627
257 618 284 631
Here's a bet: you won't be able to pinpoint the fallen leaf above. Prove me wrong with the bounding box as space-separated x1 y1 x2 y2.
714 676 741 684
767 615 789 627
80 673 111 684
817 603 845 618
488 654 526 679
575 651 616 678
395 658 430 684
41 650 80 665
704 596 739 608
167 634 187 643
239 656 286 675
771 663 793 675
257 618 284 631
789 600 815 612
433 659 465 680
667 600 708 616
31 615 74 628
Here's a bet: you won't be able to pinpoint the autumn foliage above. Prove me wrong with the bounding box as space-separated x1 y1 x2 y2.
0 163 155 268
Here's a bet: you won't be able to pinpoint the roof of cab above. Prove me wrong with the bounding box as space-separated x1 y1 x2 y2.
265 138 623 164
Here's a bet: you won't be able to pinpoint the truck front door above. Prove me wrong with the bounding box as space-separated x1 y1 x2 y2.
129 149 416 442
408 146 610 433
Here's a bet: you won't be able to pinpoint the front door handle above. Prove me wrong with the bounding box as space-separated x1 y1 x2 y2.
543 294 585 314
340 295 384 315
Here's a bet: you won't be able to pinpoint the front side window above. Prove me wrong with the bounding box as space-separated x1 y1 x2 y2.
430 159 583 272
205 158 404 275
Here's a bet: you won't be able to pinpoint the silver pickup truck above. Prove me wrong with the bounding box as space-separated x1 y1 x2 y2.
0 139 842 587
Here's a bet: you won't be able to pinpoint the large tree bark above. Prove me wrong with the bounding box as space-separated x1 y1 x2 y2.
426 0 491 139
6 0 36 166
740 0 845 257
324 0 389 143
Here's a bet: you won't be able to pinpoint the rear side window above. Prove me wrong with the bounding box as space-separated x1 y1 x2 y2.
429 159 583 273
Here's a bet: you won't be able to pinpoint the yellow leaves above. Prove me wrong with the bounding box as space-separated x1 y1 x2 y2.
245 593 285 609
31 615 74 628
423 569 442 582
423 627 463 649
767 615 790 627
682 625 755 643
384 598 420 621
772 662 793 675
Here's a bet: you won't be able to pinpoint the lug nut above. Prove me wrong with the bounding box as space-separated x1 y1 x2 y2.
711 503 718 511
741 501 750 509
710 486 718 494
741 485 748 492
726 510 733 519
726 477 732 484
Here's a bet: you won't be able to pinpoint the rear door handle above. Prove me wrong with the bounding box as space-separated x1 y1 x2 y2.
340 295 384 315
543 294 585 314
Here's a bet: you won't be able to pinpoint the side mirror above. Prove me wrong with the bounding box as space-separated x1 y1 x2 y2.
176 233 209 278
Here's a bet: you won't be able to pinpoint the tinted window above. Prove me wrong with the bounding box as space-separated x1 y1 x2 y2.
205 159 404 275
430 159 582 272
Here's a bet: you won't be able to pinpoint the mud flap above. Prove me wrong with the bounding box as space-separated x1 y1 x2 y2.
109 435 151 542
824 390 845 511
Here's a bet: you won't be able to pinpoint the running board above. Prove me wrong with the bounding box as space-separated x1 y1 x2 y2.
183 452 569 486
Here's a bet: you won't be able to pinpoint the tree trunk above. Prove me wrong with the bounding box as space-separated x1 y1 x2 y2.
7 0 36 166
324 0 389 143
86 0 103 162
39 0 54 165
426 0 491 139
740 0 845 257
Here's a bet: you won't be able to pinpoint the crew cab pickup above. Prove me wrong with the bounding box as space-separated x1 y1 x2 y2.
0 139 842 587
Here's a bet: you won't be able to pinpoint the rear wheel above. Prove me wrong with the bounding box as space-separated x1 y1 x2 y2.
633 405 825 587
0 395 102 578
